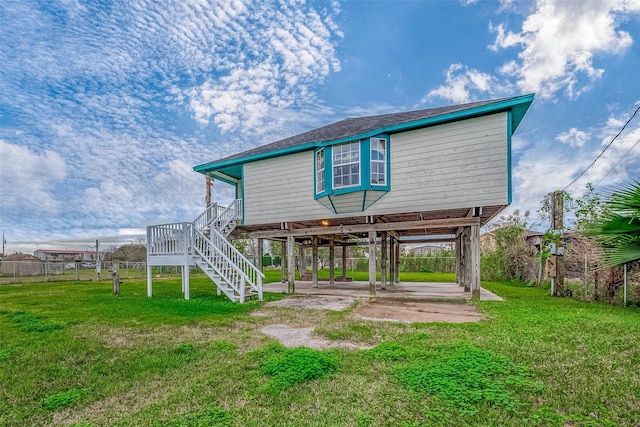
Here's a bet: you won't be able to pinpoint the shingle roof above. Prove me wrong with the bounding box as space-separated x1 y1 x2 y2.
195 94 534 176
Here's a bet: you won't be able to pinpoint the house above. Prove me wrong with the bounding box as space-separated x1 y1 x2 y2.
147 94 534 302
409 244 453 256
34 249 98 263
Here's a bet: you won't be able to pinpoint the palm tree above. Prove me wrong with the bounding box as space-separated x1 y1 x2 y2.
585 180 640 266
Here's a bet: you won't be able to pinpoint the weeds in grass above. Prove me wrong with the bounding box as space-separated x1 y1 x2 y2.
393 342 543 415
210 340 237 353
255 343 339 392
43 387 88 410
9 311 63 332
153 404 234 427
0 346 12 361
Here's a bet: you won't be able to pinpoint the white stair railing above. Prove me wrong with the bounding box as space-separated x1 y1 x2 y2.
147 199 261 303
193 227 263 302
193 200 242 237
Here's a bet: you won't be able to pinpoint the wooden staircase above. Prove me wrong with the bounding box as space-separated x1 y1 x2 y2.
146 200 263 303
191 200 264 303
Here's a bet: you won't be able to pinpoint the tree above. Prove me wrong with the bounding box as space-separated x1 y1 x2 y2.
585 180 640 266
110 238 147 262
481 210 537 282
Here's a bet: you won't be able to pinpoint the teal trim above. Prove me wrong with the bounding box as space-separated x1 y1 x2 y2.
361 137 370 191
507 111 513 204
240 166 245 225
325 146 332 194
327 195 338 214
193 94 534 175
212 172 239 187
194 141 318 174
369 135 390 191
313 147 328 199
362 190 368 211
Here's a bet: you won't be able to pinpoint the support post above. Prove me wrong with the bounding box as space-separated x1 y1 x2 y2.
381 231 387 290
342 244 347 281
394 239 400 283
183 223 190 300
183 265 190 300
205 172 213 207
329 237 335 284
463 228 471 292
298 244 307 279
287 235 295 293
368 230 377 296
456 235 463 287
281 241 286 283
470 225 480 300
312 235 319 288
147 263 153 297
257 238 264 272
389 237 395 283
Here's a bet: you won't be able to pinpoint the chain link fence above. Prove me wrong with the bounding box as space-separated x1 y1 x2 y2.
0 260 205 284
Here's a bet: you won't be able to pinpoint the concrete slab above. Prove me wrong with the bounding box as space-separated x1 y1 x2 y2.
262 280 503 301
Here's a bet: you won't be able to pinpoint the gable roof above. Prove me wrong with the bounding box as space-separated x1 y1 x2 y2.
194 93 534 181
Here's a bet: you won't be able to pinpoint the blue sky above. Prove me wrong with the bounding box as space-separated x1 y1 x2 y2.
1 0 639 253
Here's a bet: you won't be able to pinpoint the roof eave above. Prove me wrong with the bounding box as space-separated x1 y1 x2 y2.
194 93 535 175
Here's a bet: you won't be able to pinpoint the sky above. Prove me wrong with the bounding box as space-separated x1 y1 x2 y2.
1 0 639 254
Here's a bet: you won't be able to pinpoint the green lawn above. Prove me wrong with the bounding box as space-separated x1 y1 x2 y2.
1 275 638 426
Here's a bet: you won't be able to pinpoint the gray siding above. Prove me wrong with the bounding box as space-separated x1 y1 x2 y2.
243 112 508 225
244 151 328 225
373 112 508 213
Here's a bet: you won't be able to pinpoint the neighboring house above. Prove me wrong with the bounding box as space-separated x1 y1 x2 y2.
34 250 98 263
147 94 534 302
409 244 453 256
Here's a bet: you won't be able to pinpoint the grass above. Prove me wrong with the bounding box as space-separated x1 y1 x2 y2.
0 275 639 426
261 268 457 283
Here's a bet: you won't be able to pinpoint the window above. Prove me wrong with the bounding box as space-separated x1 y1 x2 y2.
370 138 386 185
333 141 360 189
316 148 325 194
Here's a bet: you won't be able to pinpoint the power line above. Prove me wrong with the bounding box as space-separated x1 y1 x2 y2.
562 104 640 192
592 137 640 189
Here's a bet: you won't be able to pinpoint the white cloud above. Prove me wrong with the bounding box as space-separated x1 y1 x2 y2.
490 0 640 99
556 128 591 148
0 140 66 213
422 64 499 104
186 1 342 133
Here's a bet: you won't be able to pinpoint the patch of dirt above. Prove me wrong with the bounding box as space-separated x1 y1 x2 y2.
261 324 372 350
354 299 483 323
264 295 357 311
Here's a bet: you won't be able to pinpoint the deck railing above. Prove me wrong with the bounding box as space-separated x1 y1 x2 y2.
147 222 192 257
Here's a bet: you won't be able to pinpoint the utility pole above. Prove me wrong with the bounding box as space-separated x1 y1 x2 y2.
552 190 565 296
1 232 5 257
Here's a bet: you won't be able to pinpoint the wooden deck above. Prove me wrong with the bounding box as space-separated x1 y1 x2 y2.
262 280 503 301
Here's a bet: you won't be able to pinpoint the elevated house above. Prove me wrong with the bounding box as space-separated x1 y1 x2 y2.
147 94 534 302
